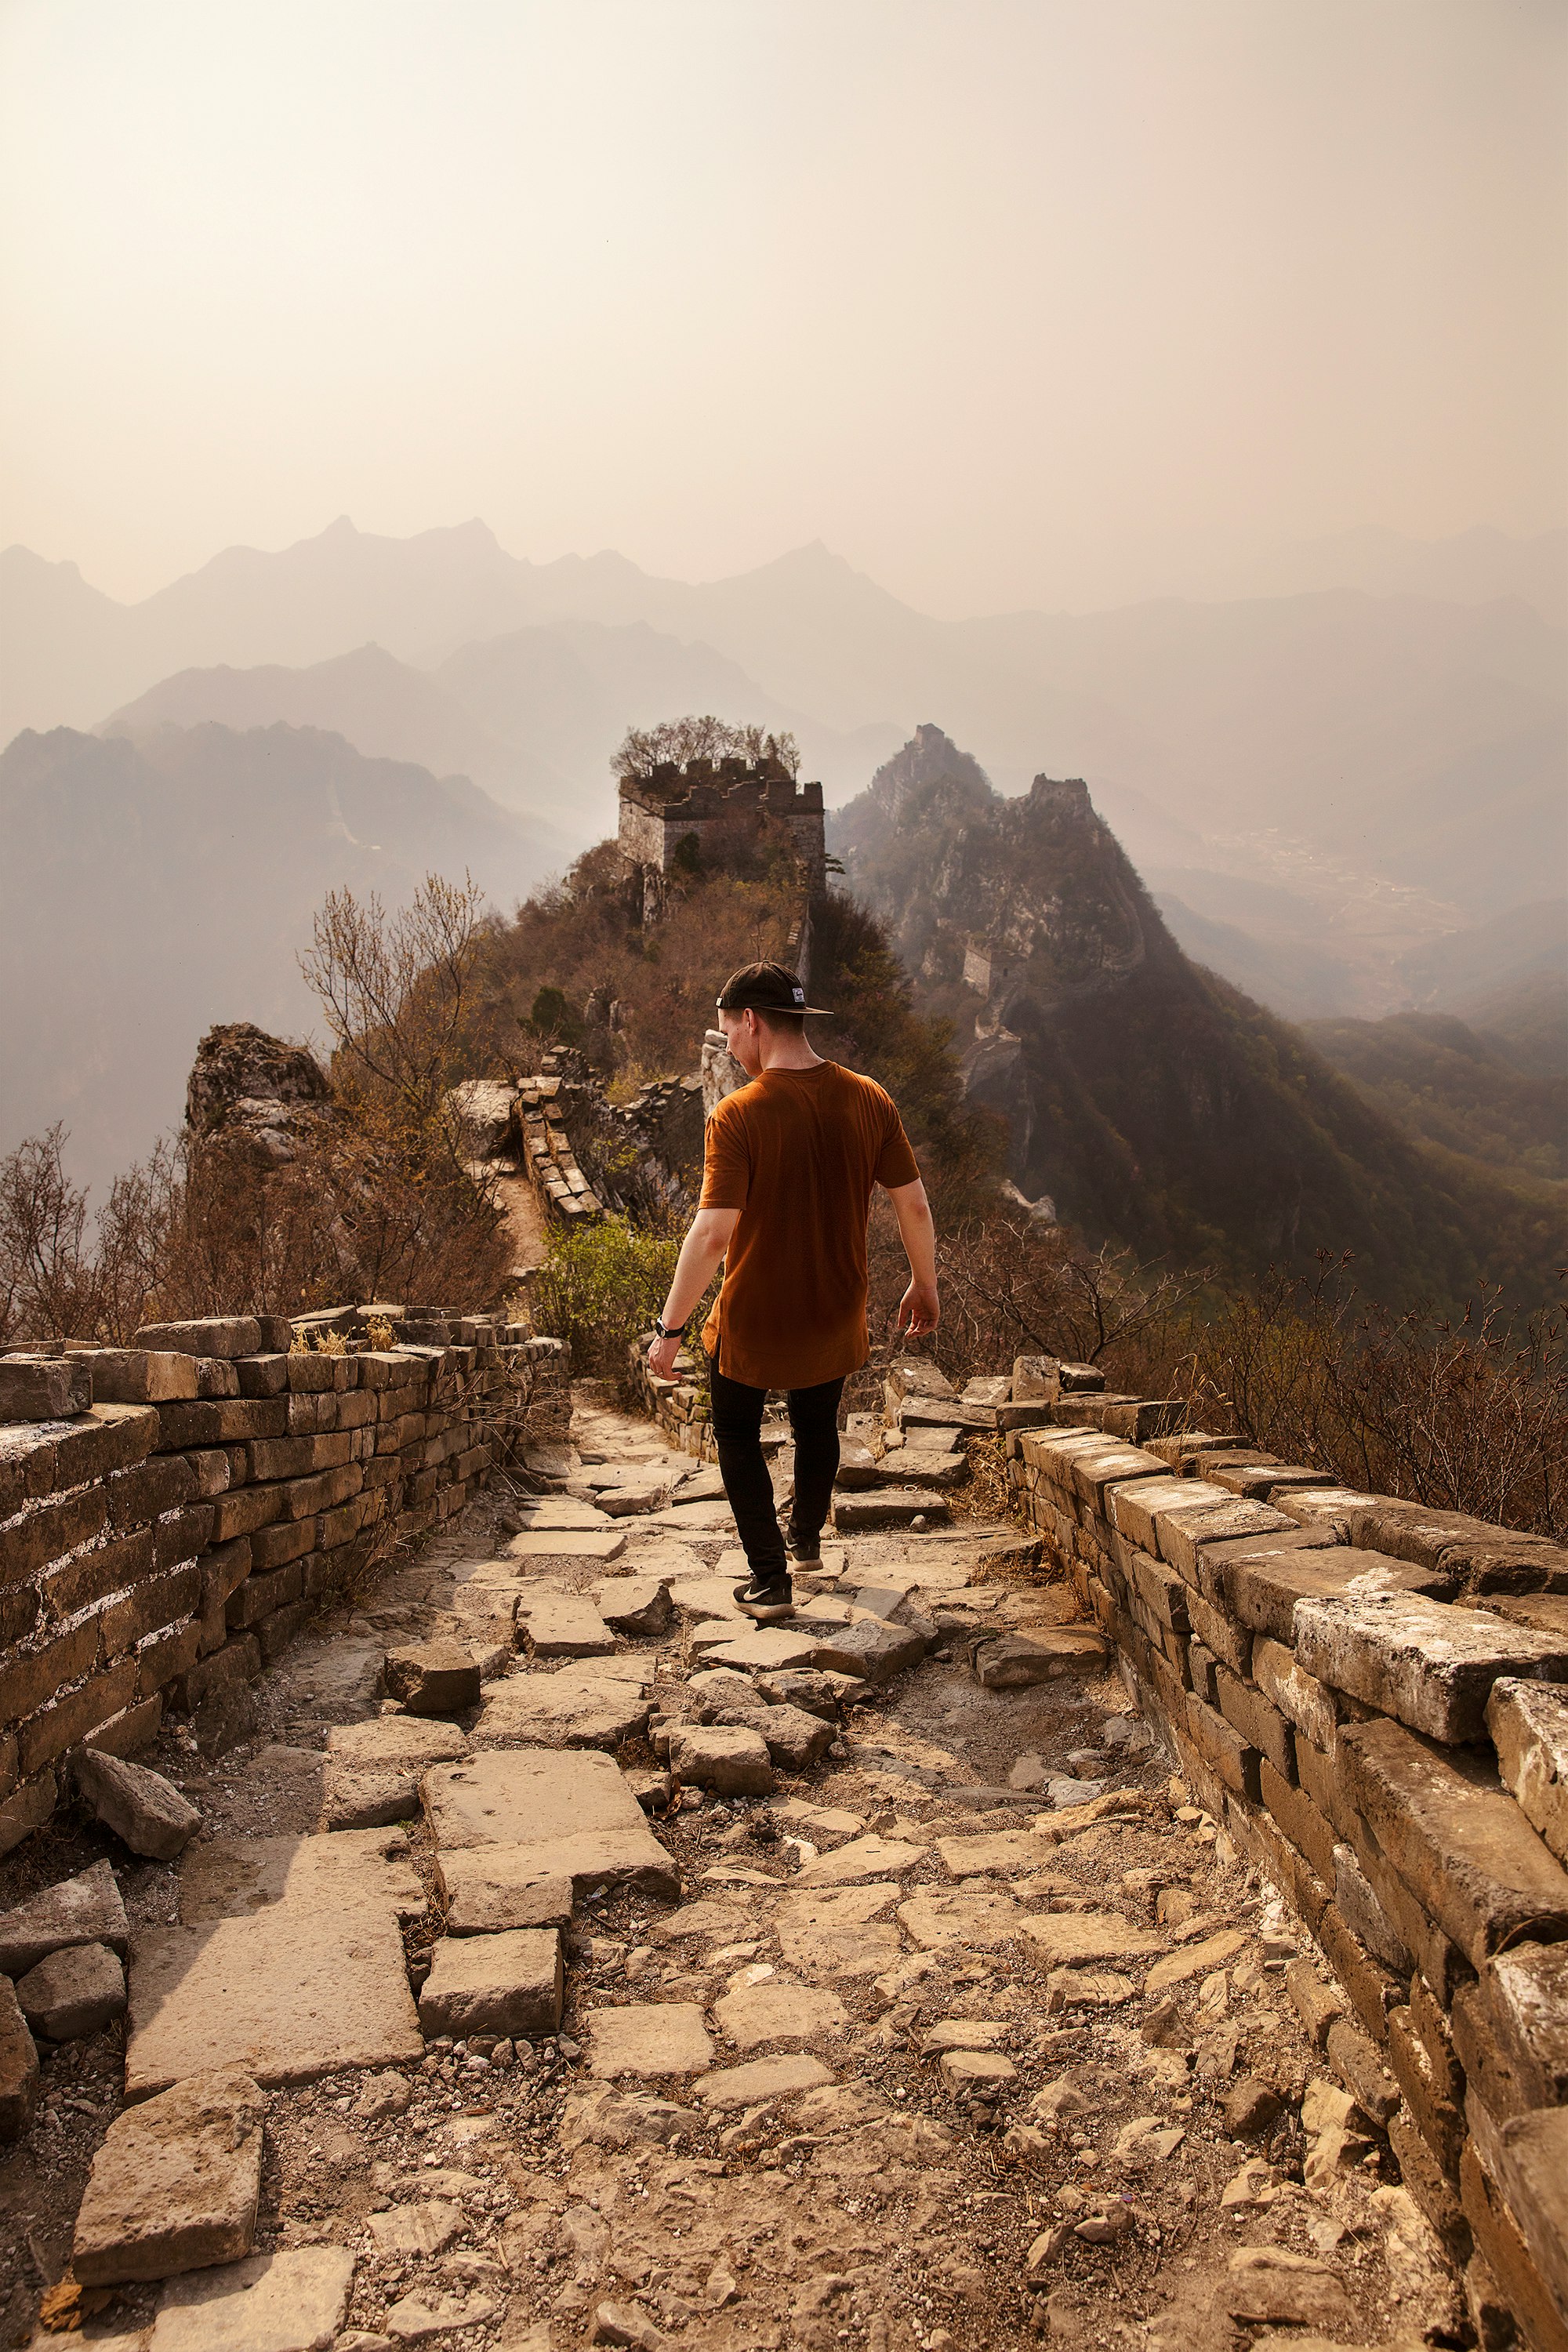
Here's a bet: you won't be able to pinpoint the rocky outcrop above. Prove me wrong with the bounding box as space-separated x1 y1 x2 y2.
831 730 1550 1306
185 1023 336 1168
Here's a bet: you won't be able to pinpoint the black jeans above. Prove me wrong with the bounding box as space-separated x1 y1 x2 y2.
707 1359 845 1584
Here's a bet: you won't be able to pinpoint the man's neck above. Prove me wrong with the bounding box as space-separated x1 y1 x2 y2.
755 1028 823 1073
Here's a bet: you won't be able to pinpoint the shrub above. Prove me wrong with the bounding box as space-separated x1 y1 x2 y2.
532 1214 716 1384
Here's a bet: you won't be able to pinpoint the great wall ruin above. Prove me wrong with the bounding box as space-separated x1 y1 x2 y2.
0 764 1564 2352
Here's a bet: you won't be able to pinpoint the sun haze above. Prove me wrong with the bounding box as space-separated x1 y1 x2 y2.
1 0 1562 613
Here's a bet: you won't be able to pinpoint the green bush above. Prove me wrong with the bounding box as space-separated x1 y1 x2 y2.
532 1214 708 1381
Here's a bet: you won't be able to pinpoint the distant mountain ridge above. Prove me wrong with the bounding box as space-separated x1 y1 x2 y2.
4 517 1563 919
0 720 546 1193
832 727 1563 1311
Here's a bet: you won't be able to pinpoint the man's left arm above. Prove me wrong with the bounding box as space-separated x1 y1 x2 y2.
647 1207 739 1378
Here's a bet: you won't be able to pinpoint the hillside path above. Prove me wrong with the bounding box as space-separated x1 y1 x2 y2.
4 1384 1459 2352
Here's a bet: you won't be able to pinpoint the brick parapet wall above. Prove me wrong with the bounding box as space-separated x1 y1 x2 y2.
999 1361 1568 2351
0 1315 568 1859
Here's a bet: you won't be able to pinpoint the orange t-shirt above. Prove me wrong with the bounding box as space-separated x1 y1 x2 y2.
698 1059 921 1390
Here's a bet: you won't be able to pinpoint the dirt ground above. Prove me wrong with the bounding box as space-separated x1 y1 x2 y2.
0 1386 1461 2352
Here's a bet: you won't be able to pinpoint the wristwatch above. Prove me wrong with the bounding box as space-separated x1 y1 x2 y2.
652 1318 686 1342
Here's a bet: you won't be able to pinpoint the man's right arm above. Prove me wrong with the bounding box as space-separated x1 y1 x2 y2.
885 1176 938 1337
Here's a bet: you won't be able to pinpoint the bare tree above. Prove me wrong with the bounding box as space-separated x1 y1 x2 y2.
612 717 800 782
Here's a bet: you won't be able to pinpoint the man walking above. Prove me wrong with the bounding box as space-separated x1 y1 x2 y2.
646 960 939 1620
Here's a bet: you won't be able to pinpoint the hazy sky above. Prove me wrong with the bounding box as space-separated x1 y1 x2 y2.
2 0 1563 615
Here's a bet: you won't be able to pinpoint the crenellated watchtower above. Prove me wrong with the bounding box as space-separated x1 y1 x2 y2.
617 753 826 887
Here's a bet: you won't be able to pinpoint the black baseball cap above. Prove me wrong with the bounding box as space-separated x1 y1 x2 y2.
716 960 832 1018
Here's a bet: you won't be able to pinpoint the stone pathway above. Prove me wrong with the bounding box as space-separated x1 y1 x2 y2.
0 1380 1462 2351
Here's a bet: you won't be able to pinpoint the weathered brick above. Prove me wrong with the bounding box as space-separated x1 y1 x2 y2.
1185 1584 1251 1675
335 1388 377 1430
0 1620 100 1728
1451 1940 1568 2121
1460 2135 1568 2352
134 1316 261 1358
1387 2004 1464 2176
318 1494 370 1549
1333 1839 1411 1972
100 1563 201 1658
285 1352 336 1393
227 1563 303 1628
41 1528 156 1624
1295 1591 1568 1744
87 1694 165 1757
0 1486 108 1588
249 1431 354 1479
1316 1899 1401 2042
235 1353 289 1397
0 1769 57 1856
0 1585 38 1647
1220 1544 1450 1644
1259 1755 1338 1882
1129 1548 1190 1632
1214 1664 1294 1779
136 1620 201 1698
0 1355 92 1420
1338 1715 1568 1968
105 1454 196 1529
1184 1690 1258 1800
83 1350 198 1404
20 1659 138 1773
1486 1676 1568 1865
286 1392 336 1435
1252 1633 1338 1751
249 1515 318 1571
170 1635 259 1711
256 1595 314 1662
1386 2110 1470 2264
279 1463 362 1520
154 1504 216 1570
209 1483 285 1544
183 1448 232 1498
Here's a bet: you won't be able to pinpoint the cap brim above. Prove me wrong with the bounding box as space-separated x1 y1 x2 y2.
716 1000 833 1017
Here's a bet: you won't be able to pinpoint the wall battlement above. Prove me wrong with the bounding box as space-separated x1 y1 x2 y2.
617 757 826 881
0 1312 566 1859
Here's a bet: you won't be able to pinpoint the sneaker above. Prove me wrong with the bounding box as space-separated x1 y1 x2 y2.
733 1575 794 1621
788 1541 824 1572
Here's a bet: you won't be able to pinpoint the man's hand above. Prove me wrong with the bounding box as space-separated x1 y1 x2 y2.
895 1278 940 1338
647 1332 684 1381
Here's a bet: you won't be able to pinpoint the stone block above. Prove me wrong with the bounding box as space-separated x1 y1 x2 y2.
1325 2013 1399 2124
587 2002 714 2079
1386 2005 1464 2176
805 1617 927 1683
434 1851 573 1936
516 1592 616 1658
1460 2140 1568 2352
1252 1633 1337 1751
321 1717 468 1830
148 2245 355 2352
1069 1444 1168 1508
471 1670 652 1752
1338 1715 1568 1967
1219 1542 1451 1641
694 2052 833 2105
0 1354 92 1420
17 1939 125 2038
1479 2105 1568 2342
1487 1676 1568 1864
1451 1940 1568 2119
1332 1839 1411 1972
419 1750 679 1898
1214 1665 1294 1780
0 1973 39 2140
417 1926 563 2038
667 1723 774 1795
591 1575 673 1636
0 1770 57 1855
1295 1592 1568 1744
1284 1957 1344 2049
713 1980 847 2048
73 2066 265 2283
1185 1691 1259 1800
383 1639 482 1717
75 1749 200 1860
830 1487 951 1529
135 1318 263 1359
0 1858 126 1980
971 1627 1110 1688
